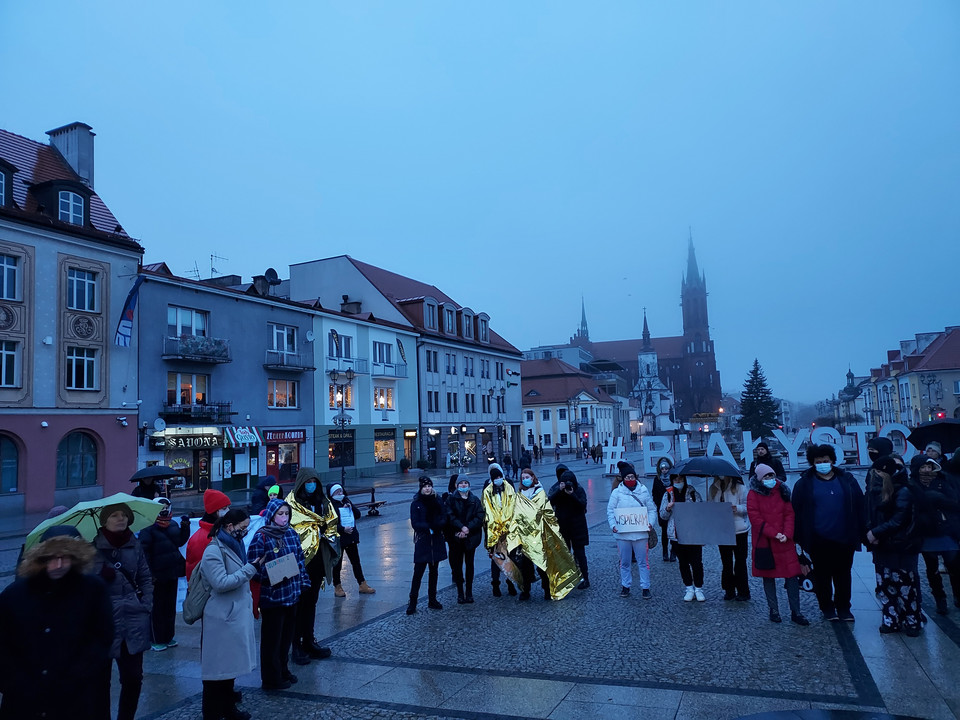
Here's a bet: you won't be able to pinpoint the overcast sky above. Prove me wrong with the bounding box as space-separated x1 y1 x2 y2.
3 2 957 403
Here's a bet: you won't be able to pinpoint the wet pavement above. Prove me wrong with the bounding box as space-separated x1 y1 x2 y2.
5 453 959 719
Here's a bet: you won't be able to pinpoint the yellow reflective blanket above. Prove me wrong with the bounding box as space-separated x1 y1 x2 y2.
511 489 582 600
285 492 340 588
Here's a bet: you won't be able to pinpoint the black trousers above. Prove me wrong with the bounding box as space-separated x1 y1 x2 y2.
260 605 296 685
151 578 179 645
202 678 236 720
808 537 855 614
514 552 548 594
674 543 704 587
333 543 365 586
719 532 750 597
448 541 477 588
101 641 143 720
410 561 439 601
294 555 325 645
563 534 589 581
659 520 670 558
922 550 960 600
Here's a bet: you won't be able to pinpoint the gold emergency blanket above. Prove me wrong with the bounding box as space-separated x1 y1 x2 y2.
286 492 340 588
482 483 516 549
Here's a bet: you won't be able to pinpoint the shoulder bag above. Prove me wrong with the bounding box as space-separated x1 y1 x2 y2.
754 521 775 571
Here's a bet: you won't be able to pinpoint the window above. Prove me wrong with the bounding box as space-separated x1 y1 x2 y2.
373 386 394 410
444 308 456 333
373 341 392 364
543 433 552 446
463 315 473 339
479 318 488 342
56 431 97 488
445 353 457 375
328 384 354 408
270 324 297 354
67 268 97 311
268 379 299 408
431 391 439 413
558 409 567 420
482 394 491 413
0 254 17 300
425 349 438 373
0 173 4 207
327 331 353 359
954 380 960 395
0 341 19 387
425 303 437 329
0 436 17 493
581 407 589 421
466 394 476 413
168 306 207 337
65 347 97 390
446 392 458 413
526 410 534 422
167 372 209 405
58 191 84 225
464 357 474 377
560 433 568 445
496 396 504 414
427 392 435 413
495 362 504 380
542 409 551 421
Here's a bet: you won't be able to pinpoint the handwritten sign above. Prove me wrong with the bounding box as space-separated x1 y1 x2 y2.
614 508 650 532
264 552 299 585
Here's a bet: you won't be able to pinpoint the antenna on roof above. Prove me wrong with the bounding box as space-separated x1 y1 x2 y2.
184 263 201 281
210 253 229 278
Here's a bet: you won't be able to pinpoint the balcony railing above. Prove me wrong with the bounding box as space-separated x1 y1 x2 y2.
162 335 231 363
371 361 407 378
159 401 235 424
325 356 369 374
263 350 316 372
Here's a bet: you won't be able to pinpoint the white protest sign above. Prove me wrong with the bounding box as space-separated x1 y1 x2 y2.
614 507 650 532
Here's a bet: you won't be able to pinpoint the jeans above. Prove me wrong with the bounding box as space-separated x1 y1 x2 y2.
333 543 365 586
674 543 704 587
260 605 296 685
617 539 650 589
448 541 477 589
762 576 801 616
719 532 750 597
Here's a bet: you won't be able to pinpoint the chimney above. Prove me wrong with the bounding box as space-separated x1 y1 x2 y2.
340 294 362 314
252 275 269 295
46 122 96 188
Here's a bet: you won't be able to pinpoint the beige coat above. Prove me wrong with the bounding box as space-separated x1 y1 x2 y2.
199 536 257 681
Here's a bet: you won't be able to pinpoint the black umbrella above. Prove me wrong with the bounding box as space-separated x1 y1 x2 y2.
129 465 180 482
672 456 742 478
907 419 960 454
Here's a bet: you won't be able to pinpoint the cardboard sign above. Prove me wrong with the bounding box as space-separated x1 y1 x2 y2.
264 552 299 585
614 508 650 532
672 503 736 546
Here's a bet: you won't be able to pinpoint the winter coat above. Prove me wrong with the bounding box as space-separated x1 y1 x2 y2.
444 491 484 551
131 482 161 499
708 479 751 535
185 519 215 580
250 475 277 515
658 483 702 542
549 478 590 545
199 535 258 681
288 467 340 587
748 455 786 481
247 498 310 608
332 496 362 547
139 518 190 581
411 492 448 564
792 466 865 550
912 471 960 541
747 477 802 578
0 563 113 720
608 482 658 542
867 474 921 555
92 529 155 657
651 476 671 526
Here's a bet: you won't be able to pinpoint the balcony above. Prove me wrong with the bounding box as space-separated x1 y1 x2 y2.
163 335 231 363
371 361 407 378
159 402 235 424
325 356 369 374
263 350 316 372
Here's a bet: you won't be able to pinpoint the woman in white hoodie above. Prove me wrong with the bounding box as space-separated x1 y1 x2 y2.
708 475 751 601
607 462 659 598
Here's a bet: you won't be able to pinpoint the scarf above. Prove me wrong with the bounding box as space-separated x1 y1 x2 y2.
101 528 133 548
217 528 244 561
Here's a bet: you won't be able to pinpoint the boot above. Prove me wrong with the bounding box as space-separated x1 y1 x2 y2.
456 582 466 604
334 584 346 598
935 595 949 615
291 641 311 666
428 597 443 610
465 580 474 603
358 581 376 594
506 580 518 596
492 581 502 597
306 639 332 659
406 595 417 615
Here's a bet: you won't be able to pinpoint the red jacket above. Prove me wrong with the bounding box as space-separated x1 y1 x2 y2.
747 479 802 579
184 520 213 580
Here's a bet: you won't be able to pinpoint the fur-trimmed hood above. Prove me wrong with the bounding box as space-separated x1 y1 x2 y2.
749 474 792 502
18 535 96 579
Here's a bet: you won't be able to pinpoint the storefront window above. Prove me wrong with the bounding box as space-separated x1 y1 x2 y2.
374 429 396 463
329 429 355 468
0 436 18 493
56 432 97 488
164 449 195 490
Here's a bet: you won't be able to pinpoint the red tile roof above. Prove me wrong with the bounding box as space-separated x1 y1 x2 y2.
522 374 615 406
521 358 586 378
911 330 960 371
589 336 686 363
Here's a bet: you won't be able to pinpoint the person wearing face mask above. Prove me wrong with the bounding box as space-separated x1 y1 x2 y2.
791 444 865 622
747 465 809 625
139 497 191 651
186 489 232 580
287 468 339 664
748 442 786 482
608 462 658 598
549 470 590 590
408 477 448 614
651 457 676 562
659 473 706 601
247 498 310 691
912 457 960 615
329 483 375 598
483 463 518 597
444 474 484 603
199 508 263 720
512 469 554 601
708 474 751 601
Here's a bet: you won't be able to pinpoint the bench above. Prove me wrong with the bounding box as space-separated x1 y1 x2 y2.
349 486 387 516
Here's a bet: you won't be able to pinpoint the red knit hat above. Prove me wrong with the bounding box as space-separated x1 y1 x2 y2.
203 489 230 514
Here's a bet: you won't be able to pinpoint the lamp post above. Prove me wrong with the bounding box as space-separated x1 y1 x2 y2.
919 373 941 423
329 368 355 487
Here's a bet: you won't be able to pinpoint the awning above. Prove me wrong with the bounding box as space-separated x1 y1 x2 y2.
224 426 264 448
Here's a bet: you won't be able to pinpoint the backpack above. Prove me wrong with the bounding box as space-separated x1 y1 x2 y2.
182 542 224 624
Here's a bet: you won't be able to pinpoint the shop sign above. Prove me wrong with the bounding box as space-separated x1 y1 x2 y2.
329 429 355 442
403 430 418 438
165 434 222 449
148 435 166 450
263 429 307 443
374 428 396 440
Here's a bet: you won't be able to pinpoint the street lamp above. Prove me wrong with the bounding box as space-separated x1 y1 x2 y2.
919 373 941 423
329 368 355 487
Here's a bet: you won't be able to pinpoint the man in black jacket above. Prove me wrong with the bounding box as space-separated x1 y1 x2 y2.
139 498 191 650
913 457 960 614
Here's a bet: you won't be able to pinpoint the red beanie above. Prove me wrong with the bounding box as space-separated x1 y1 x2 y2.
203 489 230 514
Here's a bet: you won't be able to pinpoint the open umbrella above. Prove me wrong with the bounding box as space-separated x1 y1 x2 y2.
129 465 179 482
907 419 960 455
25 492 163 552
672 456 742 478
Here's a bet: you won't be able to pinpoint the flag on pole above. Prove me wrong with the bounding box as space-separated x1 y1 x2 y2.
114 275 145 347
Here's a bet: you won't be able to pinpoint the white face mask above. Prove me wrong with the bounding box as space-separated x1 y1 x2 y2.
762 478 777 489
815 462 833 475
217 507 229 518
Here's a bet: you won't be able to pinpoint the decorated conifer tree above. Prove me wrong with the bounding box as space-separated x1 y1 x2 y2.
738 359 780 438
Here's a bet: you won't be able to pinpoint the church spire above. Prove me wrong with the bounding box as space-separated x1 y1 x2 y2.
684 229 704 289
642 308 651 349
579 296 589 341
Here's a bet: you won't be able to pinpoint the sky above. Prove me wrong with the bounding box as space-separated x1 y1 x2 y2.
2 2 958 404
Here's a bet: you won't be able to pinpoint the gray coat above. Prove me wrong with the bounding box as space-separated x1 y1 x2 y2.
199 536 257 681
92 531 154 657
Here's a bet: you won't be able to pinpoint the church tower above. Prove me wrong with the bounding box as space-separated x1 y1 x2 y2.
570 297 590 348
681 233 709 340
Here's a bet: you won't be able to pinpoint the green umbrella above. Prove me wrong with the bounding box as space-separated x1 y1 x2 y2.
25 492 163 552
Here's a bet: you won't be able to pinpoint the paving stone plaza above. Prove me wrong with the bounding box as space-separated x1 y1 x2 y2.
3 454 958 719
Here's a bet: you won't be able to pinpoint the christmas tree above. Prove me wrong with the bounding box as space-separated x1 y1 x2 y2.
738 359 780 438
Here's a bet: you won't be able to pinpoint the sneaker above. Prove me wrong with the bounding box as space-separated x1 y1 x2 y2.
641 588 652 600
769 610 782 623
694 587 706 602
791 614 810 626
166 639 178 648
620 586 630 598
837 610 855 622
150 643 167 652
822 609 838 622
683 586 695 602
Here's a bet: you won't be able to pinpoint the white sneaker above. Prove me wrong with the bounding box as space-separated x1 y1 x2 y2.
683 586 695 602
694 587 706 602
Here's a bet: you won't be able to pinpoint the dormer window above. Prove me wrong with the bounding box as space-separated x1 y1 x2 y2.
59 191 84 225
424 303 437 330
462 313 473 339
479 318 489 343
0 172 5 208
444 307 456 334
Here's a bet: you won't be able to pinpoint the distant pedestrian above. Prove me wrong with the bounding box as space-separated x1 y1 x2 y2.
139 497 190 651
748 442 786 482
659 473 705 601
483 463 518 597
407 476 448 614
445 475 484 603
554 445 561 462
549 469 590 589
250 475 277 516
651 457 676 562
708 475 751 601
329 484 376 598
131 475 162 500
502 454 514 479
747 465 809 625
608 462 657 598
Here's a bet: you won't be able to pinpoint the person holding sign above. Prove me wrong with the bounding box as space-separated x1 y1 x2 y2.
608 462 659 598
659 473 705 601
328 484 375 598
708 475 751 601
247 498 309 691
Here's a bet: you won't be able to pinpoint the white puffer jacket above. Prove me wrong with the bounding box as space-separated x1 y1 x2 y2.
606 482 658 541
707 479 751 535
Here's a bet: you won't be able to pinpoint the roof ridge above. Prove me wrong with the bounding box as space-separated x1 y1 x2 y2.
0 127 47 148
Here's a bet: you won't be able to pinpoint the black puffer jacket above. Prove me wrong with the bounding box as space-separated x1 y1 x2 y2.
92 530 154 657
139 518 190 581
411 492 448 564
549 473 589 545
444 491 484 550
867 470 921 554
912 471 960 540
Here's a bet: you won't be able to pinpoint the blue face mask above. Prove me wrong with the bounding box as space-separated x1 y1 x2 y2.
493 478 504 487
458 485 470 495
762 478 777 489
815 463 832 475
304 482 317 494
521 477 533 488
